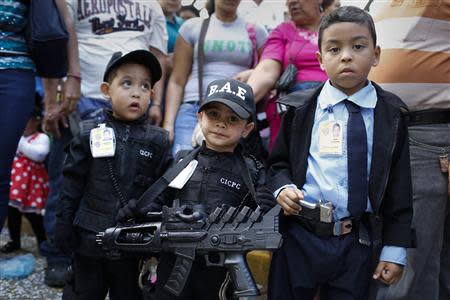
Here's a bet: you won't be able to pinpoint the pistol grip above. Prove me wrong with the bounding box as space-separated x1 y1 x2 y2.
164 250 194 296
225 252 260 297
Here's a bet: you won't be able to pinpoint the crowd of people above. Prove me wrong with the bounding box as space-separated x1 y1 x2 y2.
0 0 448 300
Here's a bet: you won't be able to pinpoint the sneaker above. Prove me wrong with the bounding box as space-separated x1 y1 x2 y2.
44 262 69 287
0 241 21 253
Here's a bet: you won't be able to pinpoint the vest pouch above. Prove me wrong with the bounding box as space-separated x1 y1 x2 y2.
74 206 114 233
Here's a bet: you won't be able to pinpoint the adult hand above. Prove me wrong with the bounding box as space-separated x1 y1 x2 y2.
63 76 81 113
148 105 163 126
163 124 174 144
373 261 404 285
43 104 68 139
233 69 254 83
276 186 303 215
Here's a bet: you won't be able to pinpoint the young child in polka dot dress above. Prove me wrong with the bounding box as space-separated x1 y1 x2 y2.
1 96 49 253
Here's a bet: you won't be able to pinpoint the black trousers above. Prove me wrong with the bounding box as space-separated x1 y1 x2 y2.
268 220 373 300
63 253 142 300
7 205 46 246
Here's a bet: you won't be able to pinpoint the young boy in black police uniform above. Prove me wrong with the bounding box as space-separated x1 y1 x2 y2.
266 6 415 300
54 50 171 300
120 78 274 300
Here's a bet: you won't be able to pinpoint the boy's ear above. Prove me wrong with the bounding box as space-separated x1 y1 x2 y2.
316 51 325 70
197 111 203 122
242 121 255 139
100 82 111 100
372 46 381 67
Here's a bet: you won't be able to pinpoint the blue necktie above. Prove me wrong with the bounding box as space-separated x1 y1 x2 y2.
345 100 368 218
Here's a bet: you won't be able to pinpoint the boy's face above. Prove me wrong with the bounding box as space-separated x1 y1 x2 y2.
317 22 380 96
100 63 153 121
197 102 254 153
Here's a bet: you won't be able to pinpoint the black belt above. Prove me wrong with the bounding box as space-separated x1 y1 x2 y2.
408 109 450 126
291 215 354 238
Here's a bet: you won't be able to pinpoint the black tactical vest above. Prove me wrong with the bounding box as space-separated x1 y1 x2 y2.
73 114 170 234
173 146 261 214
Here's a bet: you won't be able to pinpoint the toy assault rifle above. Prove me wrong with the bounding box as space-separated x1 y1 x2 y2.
96 201 282 298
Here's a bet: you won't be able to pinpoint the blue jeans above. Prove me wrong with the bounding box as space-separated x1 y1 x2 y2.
40 96 110 265
0 69 35 233
172 102 200 156
375 124 450 300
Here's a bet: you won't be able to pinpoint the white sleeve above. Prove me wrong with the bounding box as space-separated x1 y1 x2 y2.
18 134 51 162
179 17 202 47
273 184 297 199
149 3 168 55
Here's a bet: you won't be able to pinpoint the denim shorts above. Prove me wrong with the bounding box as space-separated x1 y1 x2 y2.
172 101 200 156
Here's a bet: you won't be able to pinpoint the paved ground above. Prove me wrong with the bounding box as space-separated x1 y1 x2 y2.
0 230 62 300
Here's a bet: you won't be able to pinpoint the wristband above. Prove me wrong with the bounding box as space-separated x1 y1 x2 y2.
67 73 82 81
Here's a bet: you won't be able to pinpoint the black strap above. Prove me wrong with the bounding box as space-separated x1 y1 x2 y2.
135 147 202 212
198 18 210 104
236 152 257 205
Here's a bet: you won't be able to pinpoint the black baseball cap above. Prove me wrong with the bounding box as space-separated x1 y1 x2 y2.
199 79 256 119
103 50 162 86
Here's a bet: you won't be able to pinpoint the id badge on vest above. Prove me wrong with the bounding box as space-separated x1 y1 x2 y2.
90 124 116 158
319 120 343 156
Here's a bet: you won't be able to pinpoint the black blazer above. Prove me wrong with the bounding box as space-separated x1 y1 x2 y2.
268 82 415 248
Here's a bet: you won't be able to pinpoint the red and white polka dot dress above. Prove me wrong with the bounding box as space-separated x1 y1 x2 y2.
9 133 50 214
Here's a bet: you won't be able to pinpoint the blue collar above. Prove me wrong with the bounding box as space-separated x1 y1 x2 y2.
318 80 377 110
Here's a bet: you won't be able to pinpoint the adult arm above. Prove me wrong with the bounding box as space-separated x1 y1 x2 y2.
246 58 282 103
247 22 289 103
41 78 67 139
42 0 80 138
163 36 193 143
149 46 167 126
147 3 168 126
55 0 81 113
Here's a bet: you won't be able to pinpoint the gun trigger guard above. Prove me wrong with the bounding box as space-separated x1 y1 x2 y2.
205 252 225 267
176 211 203 222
